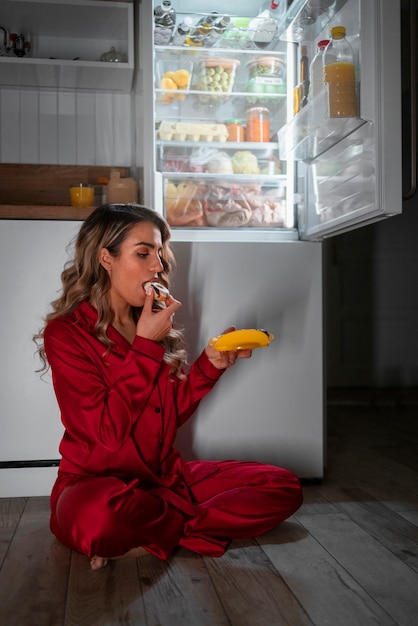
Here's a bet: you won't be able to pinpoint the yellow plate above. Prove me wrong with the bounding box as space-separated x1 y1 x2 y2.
208 329 274 351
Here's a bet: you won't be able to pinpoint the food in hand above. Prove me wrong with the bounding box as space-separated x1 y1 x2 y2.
143 281 170 301
208 328 274 351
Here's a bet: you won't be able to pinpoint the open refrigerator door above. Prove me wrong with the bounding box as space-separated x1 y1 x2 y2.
279 0 402 240
138 0 401 243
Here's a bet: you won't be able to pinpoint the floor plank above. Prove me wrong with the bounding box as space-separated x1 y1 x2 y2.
0 497 70 626
258 518 396 626
204 537 313 626
318 484 418 573
0 496 26 567
138 547 229 626
296 509 418 626
64 552 146 626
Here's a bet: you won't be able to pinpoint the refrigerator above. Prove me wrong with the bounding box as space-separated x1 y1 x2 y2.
0 0 402 496
133 0 402 478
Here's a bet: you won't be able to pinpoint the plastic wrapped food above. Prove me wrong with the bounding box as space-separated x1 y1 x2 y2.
231 151 260 174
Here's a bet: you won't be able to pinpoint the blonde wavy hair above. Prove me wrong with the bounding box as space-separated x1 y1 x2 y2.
34 203 187 376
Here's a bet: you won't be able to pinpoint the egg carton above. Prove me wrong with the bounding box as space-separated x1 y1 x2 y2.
158 121 228 142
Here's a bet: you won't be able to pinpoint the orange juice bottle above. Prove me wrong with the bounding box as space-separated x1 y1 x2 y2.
324 26 357 117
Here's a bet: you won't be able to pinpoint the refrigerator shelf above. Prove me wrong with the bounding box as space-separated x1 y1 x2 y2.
278 85 367 163
156 140 278 151
159 172 286 183
155 88 287 100
155 45 287 58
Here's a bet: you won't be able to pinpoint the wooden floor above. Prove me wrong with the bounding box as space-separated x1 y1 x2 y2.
1 389 418 626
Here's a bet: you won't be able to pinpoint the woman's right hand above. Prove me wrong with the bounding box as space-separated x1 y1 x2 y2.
136 287 182 342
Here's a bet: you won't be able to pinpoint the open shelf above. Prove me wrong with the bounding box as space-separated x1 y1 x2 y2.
0 0 134 92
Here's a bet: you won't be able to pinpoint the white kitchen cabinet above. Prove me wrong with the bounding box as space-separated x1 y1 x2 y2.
0 0 134 92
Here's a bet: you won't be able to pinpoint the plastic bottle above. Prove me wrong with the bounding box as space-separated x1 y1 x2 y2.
248 1 285 49
154 1 176 45
309 39 329 99
323 26 357 117
300 45 309 107
171 17 193 46
185 12 219 47
205 15 231 47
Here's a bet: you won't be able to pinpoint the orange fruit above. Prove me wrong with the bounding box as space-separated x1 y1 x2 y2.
173 69 190 88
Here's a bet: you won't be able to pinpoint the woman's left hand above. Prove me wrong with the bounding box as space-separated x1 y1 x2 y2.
205 326 252 370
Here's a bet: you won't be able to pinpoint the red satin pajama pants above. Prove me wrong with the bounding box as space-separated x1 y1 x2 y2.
51 460 303 560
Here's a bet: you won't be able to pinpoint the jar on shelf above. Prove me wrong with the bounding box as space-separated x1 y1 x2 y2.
224 119 245 142
245 56 286 104
246 107 270 142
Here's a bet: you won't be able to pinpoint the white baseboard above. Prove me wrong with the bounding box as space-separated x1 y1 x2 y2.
0 467 58 497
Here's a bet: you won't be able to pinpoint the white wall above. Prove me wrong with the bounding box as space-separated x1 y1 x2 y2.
0 88 133 166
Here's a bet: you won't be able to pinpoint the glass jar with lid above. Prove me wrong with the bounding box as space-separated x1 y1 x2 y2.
224 119 245 142
246 107 270 142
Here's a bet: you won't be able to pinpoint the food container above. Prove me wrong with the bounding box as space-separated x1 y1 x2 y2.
107 170 138 203
157 121 228 142
156 59 194 105
246 107 270 142
224 119 245 142
245 56 286 104
196 58 240 103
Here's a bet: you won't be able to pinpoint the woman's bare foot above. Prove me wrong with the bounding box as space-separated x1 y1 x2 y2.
90 546 148 570
90 555 109 570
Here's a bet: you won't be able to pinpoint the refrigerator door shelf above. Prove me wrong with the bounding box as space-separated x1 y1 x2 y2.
281 0 349 43
278 85 367 163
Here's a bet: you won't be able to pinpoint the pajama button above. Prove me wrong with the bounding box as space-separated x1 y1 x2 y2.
155 407 161 413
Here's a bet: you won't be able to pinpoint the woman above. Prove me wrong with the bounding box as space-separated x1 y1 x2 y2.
35 203 303 570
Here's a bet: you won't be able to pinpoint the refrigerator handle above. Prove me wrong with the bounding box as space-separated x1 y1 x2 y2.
403 0 417 200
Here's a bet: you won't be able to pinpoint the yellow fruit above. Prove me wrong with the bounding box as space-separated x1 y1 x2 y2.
208 329 274 351
163 71 176 81
173 69 190 88
161 76 178 90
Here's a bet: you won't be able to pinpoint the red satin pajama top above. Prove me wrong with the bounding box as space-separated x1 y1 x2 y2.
44 300 225 508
